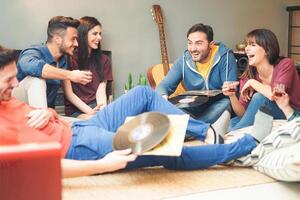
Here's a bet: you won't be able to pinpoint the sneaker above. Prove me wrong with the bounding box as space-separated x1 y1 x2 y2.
210 125 224 144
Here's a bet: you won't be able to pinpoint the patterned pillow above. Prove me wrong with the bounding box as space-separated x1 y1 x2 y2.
227 118 300 168
254 143 300 182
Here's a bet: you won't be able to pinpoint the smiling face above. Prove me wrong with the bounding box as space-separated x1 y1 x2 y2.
187 31 213 63
245 37 268 67
58 27 78 56
87 25 102 51
244 29 280 68
0 62 18 102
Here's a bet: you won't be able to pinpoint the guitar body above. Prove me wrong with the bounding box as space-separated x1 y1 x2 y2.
147 63 185 97
148 5 185 97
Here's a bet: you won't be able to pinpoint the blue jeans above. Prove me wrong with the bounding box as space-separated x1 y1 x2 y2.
183 97 231 123
196 97 231 123
229 93 286 131
66 86 257 170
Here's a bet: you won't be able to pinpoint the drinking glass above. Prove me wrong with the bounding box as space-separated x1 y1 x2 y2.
273 83 286 97
226 81 239 92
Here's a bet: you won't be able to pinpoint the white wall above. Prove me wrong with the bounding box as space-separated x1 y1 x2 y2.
0 0 295 96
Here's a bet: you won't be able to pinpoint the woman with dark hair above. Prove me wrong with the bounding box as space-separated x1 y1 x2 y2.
222 29 300 130
63 16 113 119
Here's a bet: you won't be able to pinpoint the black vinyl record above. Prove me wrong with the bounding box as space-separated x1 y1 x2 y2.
168 95 209 109
113 112 170 154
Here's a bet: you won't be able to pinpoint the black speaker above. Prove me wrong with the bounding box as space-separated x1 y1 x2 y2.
234 53 248 76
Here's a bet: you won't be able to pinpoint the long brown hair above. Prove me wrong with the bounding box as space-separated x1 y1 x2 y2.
77 16 104 81
240 29 281 79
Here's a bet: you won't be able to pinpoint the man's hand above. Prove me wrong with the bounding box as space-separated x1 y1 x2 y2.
101 149 137 173
69 70 93 85
222 81 239 97
26 109 53 129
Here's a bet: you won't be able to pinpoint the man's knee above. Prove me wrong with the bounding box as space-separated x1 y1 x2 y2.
213 97 231 111
132 85 153 95
20 76 47 107
27 77 46 90
16 76 46 92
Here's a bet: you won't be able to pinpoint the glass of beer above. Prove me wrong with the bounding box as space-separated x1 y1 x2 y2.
226 81 239 92
273 83 285 97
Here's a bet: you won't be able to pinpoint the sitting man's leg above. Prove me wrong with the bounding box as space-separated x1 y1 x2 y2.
12 76 47 107
196 97 231 124
230 93 285 131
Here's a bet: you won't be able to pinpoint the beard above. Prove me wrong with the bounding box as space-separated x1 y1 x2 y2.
58 42 74 56
191 49 210 62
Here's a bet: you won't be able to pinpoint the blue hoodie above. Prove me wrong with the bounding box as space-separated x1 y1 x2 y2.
156 42 237 95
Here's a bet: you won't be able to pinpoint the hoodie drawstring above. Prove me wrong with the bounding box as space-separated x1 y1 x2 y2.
225 51 229 81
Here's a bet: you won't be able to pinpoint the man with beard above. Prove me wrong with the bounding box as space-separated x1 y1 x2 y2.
156 23 237 124
13 16 92 108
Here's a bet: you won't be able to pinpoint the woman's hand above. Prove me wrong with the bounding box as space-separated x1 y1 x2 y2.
272 91 295 119
272 91 290 111
240 79 254 102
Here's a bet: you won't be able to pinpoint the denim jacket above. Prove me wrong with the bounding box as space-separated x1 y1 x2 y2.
156 42 237 95
17 44 68 107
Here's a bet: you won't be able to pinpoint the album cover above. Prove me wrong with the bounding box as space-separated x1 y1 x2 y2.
123 114 189 156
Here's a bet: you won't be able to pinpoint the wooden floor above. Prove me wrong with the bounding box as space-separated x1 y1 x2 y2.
63 166 275 200
171 182 300 200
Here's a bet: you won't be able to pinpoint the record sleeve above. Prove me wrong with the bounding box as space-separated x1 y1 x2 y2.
113 112 170 154
113 113 189 156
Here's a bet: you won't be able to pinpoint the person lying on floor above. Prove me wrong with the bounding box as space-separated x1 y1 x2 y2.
0 45 271 178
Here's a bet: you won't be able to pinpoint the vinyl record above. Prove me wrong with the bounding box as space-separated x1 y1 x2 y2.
168 95 209 109
113 112 170 154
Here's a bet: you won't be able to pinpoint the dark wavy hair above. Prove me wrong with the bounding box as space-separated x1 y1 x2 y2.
241 29 281 79
77 16 104 81
187 23 214 42
0 45 17 70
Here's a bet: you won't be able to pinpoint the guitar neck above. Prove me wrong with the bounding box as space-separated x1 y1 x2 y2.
158 23 170 74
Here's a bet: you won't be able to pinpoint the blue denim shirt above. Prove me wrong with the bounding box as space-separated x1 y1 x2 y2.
17 44 68 108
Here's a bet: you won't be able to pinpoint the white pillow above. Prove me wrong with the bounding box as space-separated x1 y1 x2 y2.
254 143 300 182
228 118 300 167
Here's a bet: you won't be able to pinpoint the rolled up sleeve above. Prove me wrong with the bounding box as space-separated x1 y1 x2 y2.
18 49 46 78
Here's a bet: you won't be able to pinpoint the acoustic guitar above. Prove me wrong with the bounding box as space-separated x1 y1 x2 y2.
147 4 185 96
